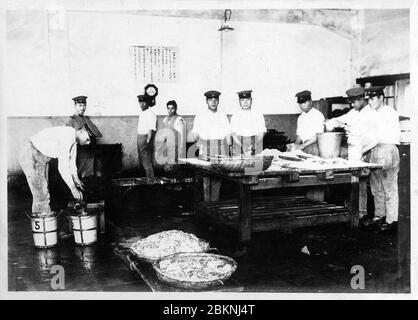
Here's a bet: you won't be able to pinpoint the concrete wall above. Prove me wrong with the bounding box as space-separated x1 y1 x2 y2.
5 10 351 117
221 21 351 114
355 9 410 78
7 114 298 176
5 11 221 117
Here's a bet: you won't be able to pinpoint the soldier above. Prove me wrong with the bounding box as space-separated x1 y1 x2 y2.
189 90 232 201
230 90 267 156
294 90 324 155
65 95 102 177
362 86 401 232
325 87 374 161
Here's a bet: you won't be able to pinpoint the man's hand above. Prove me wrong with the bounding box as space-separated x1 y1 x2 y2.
295 143 305 151
344 124 352 135
73 176 85 191
72 188 83 201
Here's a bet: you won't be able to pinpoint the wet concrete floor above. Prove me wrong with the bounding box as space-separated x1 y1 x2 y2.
8 184 410 293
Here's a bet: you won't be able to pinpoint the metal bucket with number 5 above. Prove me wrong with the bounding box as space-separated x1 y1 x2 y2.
27 212 59 249
70 214 98 246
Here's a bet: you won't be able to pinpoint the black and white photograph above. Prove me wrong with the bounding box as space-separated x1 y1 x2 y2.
1 0 416 298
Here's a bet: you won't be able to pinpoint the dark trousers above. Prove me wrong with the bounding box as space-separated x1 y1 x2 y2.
137 134 155 179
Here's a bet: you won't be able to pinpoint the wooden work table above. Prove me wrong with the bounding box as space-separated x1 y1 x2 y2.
180 157 382 243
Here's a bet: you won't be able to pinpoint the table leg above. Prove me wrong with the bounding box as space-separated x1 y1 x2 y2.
239 183 252 242
350 176 367 229
359 177 367 220
203 177 211 202
99 200 106 234
193 172 203 220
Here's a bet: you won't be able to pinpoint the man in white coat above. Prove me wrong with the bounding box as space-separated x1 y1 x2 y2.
230 90 267 156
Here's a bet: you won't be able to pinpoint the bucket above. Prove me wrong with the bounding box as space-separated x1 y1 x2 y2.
316 132 343 159
27 212 59 249
70 214 98 246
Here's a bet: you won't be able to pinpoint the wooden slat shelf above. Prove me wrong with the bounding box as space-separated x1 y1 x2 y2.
183 157 378 242
197 196 350 232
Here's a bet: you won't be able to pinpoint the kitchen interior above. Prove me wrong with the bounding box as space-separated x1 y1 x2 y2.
6 5 412 293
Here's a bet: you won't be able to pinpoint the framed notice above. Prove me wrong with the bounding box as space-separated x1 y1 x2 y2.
130 46 178 82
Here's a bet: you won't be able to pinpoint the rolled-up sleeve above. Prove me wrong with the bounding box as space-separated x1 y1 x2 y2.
57 143 77 192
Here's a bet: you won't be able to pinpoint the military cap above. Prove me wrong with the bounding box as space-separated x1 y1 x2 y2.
346 87 365 101
72 96 87 103
237 90 252 99
204 90 221 99
137 94 148 102
295 90 312 104
366 86 385 99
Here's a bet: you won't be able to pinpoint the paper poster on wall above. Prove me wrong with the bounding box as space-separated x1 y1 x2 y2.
130 46 178 83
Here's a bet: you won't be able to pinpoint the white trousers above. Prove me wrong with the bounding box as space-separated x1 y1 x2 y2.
369 144 400 223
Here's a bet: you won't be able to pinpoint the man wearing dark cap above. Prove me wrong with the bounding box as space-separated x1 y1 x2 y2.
137 94 157 180
230 90 266 155
189 90 232 156
189 90 231 200
65 96 103 177
325 87 374 160
361 86 400 232
294 90 324 155
66 96 103 139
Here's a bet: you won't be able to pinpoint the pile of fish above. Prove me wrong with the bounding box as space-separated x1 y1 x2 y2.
130 230 210 262
156 253 236 283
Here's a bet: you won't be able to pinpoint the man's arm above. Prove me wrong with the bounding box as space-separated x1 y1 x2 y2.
85 117 103 138
296 136 317 150
58 145 83 200
256 131 265 141
147 129 154 144
69 144 84 190
64 117 75 127
147 112 157 143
